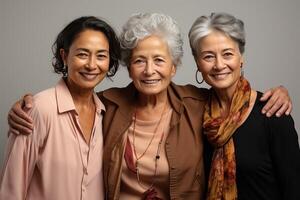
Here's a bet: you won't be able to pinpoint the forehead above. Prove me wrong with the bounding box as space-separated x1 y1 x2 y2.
199 31 238 50
71 29 109 48
132 35 170 56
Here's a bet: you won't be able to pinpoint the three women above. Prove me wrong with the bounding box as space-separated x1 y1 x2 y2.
2 13 296 200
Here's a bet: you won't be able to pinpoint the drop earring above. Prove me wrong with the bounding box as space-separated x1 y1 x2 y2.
195 69 204 84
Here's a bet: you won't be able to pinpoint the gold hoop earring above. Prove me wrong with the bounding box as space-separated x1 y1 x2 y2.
195 69 204 84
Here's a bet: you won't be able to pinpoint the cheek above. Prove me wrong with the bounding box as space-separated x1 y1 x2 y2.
197 61 211 74
229 60 242 71
196 58 206 71
67 58 84 69
100 60 110 72
128 68 138 81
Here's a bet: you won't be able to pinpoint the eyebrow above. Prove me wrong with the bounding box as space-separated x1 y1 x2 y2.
222 48 235 52
76 48 109 53
131 53 166 59
200 48 235 54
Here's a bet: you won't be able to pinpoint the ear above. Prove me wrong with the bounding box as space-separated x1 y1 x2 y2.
195 57 203 72
240 56 244 68
171 64 176 77
60 49 67 65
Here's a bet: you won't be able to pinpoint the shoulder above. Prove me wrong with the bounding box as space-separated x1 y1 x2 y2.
255 91 295 130
21 87 56 144
253 92 298 143
33 87 56 103
267 113 297 134
97 86 128 99
97 83 136 106
169 82 208 101
28 87 56 121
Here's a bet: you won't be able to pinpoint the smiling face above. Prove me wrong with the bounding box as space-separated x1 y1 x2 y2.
61 29 110 92
196 31 243 95
129 35 176 96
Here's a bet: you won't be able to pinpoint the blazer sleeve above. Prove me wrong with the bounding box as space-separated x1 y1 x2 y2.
268 114 300 199
0 105 45 200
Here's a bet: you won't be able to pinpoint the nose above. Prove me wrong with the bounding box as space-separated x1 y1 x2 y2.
144 61 155 75
214 56 226 71
86 55 97 70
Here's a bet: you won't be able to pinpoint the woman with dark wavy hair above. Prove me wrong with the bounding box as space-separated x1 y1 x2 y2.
0 16 120 200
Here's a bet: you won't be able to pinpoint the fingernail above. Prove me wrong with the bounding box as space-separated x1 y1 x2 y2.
262 110 266 114
276 113 280 117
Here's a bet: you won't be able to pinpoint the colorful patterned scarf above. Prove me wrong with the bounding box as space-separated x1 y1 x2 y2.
204 77 251 200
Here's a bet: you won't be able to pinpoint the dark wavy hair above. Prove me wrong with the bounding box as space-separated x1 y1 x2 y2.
52 16 120 77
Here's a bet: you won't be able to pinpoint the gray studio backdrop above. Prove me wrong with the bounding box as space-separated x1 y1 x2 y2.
1 0 299 167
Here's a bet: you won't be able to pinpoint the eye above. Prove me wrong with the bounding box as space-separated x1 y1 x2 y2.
154 58 165 64
77 52 88 59
97 54 108 60
223 52 233 58
203 54 215 62
133 59 145 65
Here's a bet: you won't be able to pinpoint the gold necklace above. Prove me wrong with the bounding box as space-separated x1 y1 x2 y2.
131 101 168 190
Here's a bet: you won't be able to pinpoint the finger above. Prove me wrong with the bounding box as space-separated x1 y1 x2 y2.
261 96 278 116
8 108 33 128
8 111 33 131
8 118 32 134
275 102 289 117
23 94 34 109
11 102 33 124
285 102 292 115
8 127 20 136
260 89 273 102
266 97 282 117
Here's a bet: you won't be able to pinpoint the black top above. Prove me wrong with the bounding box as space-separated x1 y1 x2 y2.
204 92 300 200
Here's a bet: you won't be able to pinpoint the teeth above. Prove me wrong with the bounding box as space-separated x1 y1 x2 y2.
213 74 228 79
81 73 98 80
142 80 159 84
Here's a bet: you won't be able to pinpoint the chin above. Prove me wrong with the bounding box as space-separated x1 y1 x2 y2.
138 88 166 96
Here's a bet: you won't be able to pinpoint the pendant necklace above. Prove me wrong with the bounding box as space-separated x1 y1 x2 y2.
131 101 168 190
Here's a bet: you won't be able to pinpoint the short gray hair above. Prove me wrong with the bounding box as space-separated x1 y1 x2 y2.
120 13 183 67
188 12 245 58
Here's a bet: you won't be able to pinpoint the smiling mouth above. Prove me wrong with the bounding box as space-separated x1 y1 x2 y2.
141 79 160 84
80 72 99 80
211 73 230 79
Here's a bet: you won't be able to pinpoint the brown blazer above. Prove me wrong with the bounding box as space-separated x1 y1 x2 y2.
98 82 208 200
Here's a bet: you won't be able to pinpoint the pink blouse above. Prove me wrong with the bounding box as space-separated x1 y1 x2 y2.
0 79 105 200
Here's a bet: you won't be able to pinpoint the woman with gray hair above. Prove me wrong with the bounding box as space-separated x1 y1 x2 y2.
189 12 300 200
100 13 207 199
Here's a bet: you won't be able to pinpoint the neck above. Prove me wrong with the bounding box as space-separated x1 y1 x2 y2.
136 90 168 109
213 81 239 116
65 79 94 108
135 90 169 121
